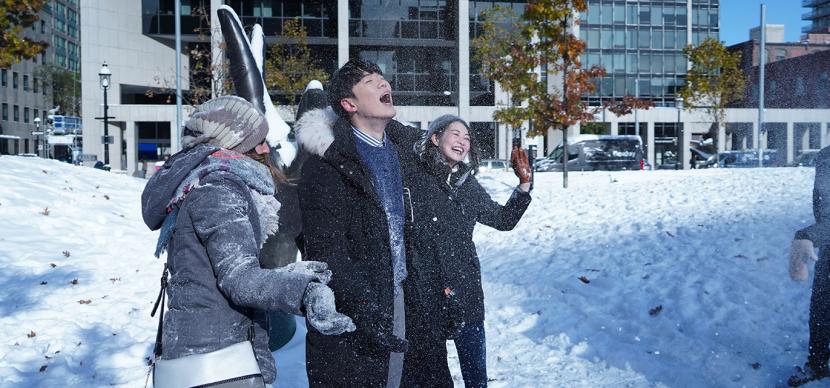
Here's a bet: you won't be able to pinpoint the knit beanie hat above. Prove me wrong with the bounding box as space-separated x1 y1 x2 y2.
183 95 269 153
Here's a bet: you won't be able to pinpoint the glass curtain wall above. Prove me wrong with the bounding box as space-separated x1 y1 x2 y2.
469 1 526 106
580 0 719 107
351 0 458 106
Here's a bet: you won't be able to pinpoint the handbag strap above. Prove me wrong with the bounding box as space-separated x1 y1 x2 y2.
151 262 169 358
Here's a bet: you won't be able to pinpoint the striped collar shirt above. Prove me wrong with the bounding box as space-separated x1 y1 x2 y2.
352 125 385 148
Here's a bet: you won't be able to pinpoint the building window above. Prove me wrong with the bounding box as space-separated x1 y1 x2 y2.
33 109 39 121
24 107 29 123
1 69 5 87
33 77 38 93
41 20 45 33
23 75 29 91
1 104 7 121
12 72 18 89
13 105 19 122
775 48 787 61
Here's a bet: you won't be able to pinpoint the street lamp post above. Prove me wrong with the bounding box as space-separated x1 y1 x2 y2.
98 62 112 166
676 97 684 170
33 117 42 158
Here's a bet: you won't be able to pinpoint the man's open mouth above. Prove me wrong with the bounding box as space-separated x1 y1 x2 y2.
380 93 392 104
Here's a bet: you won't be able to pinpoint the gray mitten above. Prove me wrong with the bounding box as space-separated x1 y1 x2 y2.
281 261 332 285
790 239 818 281
303 282 356 335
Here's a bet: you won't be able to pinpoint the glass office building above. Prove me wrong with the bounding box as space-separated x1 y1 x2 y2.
580 0 719 107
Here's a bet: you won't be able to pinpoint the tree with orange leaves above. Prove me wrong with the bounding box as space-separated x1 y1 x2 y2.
0 0 48 68
472 0 604 188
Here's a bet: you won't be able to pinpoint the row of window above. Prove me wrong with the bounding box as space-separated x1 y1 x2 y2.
582 27 690 50
582 3 718 28
0 70 46 94
582 51 689 75
1 104 47 124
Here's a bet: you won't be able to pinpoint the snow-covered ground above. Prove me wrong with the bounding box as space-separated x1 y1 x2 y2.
0 155 824 387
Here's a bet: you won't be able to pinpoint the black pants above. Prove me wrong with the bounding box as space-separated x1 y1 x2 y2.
809 257 830 372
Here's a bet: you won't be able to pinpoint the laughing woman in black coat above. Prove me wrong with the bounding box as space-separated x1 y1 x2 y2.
399 115 532 387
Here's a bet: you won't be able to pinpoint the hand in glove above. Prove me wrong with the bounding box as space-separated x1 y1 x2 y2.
281 261 332 285
511 146 532 184
364 329 409 353
303 282 356 335
790 239 819 281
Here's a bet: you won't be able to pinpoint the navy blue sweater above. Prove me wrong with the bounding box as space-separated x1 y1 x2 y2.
353 127 408 293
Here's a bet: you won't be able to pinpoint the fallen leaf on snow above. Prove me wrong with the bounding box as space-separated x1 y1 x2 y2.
649 305 663 316
39 365 47 372
578 276 590 284
62 251 71 258
27 330 36 338
78 299 92 304
69 279 78 285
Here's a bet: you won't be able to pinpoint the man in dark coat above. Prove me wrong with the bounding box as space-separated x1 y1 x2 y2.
789 146 830 386
296 58 416 387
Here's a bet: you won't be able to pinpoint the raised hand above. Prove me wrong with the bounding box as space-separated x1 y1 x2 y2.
511 146 532 184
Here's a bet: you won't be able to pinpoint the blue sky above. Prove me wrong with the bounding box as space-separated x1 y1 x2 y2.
720 0 809 45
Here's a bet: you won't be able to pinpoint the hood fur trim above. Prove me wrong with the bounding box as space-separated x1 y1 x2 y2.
295 107 338 157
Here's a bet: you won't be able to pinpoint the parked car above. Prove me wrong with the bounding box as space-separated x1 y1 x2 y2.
789 150 820 167
690 148 717 169
534 135 645 172
718 149 781 168
479 159 510 172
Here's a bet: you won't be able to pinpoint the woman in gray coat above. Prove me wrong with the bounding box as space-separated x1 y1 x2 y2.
141 96 354 387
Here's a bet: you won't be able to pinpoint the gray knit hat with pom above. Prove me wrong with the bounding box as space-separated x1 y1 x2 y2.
183 95 269 153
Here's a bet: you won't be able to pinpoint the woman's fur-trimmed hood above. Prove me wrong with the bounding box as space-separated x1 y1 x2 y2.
294 107 338 158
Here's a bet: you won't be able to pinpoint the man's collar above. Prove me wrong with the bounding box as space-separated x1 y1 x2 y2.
352 125 385 148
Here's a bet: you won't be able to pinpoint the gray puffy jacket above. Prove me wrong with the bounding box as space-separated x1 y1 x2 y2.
141 144 313 383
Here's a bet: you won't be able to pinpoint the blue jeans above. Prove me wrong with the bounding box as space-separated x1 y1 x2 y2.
454 321 487 388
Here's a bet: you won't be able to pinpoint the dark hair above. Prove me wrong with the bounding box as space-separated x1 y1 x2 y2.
416 114 480 173
244 148 288 185
327 58 383 119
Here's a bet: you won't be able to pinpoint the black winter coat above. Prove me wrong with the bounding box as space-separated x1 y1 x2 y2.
796 146 830 258
397 141 531 328
296 109 418 387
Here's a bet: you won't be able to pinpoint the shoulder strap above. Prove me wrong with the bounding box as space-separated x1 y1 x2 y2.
151 262 169 358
